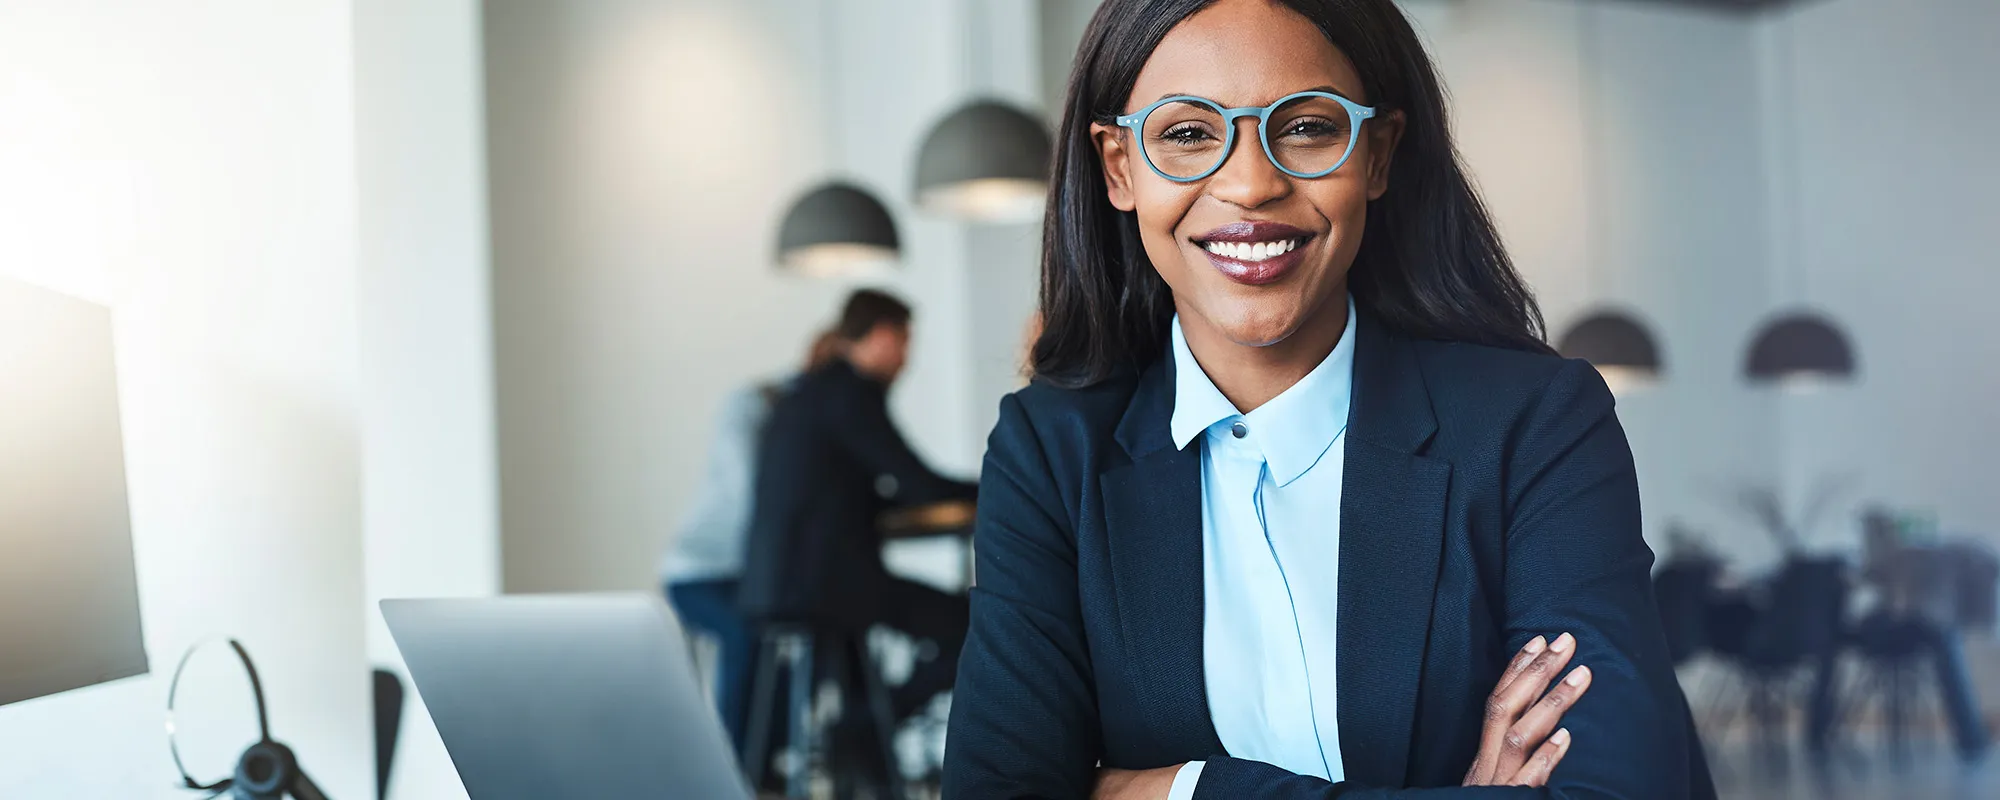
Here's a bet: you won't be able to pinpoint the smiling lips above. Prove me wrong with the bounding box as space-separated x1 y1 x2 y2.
1194 221 1315 285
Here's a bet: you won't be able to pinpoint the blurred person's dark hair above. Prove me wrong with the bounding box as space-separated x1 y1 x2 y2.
805 329 845 371
1032 0 1550 387
835 289 913 341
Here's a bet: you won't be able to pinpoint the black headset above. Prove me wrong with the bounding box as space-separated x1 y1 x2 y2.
166 639 330 800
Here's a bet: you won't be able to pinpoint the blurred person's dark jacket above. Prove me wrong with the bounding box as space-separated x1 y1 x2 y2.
738 358 976 628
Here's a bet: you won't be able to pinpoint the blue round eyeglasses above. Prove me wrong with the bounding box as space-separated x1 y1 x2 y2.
1113 91 1377 183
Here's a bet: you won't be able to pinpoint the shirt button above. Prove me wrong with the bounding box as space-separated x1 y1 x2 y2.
1230 421 1248 439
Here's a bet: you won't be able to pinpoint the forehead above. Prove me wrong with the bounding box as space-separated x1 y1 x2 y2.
1126 0 1363 110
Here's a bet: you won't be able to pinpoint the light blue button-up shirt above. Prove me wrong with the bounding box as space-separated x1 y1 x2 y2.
1166 296 1356 799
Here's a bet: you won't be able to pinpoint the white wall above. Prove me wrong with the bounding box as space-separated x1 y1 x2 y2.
0 1 374 796
1408 0 2000 564
485 0 1042 593
1379 0 2000 566
353 0 500 797
1761 0 2000 554
1406 0 1784 566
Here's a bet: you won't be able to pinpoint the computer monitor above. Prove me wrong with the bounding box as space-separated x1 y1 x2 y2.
0 276 148 706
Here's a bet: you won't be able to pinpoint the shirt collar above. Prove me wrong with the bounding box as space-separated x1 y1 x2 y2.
1168 294 1358 487
1169 315 1242 452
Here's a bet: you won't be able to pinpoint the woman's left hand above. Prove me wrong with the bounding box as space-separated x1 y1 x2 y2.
1092 764 1182 800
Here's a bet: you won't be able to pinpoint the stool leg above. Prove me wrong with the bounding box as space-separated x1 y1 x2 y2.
787 635 817 799
743 636 783 787
823 642 861 800
853 637 909 800
1887 663 1909 764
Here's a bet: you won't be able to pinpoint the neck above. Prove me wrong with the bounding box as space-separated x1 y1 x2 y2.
843 354 887 383
1178 291 1348 413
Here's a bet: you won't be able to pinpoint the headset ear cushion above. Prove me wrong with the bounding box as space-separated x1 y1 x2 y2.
232 740 299 798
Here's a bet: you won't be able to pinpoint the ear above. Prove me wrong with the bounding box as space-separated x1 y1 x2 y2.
1090 122 1139 212
1364 109 1406 201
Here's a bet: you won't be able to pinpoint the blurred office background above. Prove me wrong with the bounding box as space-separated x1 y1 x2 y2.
0 0 1994 797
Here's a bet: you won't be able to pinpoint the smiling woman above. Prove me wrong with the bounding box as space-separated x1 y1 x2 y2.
943 1 1712 799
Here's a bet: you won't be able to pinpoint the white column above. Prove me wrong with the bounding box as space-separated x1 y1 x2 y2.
353 0 502 797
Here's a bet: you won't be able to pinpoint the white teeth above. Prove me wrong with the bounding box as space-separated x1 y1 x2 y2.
1204 237 1300 262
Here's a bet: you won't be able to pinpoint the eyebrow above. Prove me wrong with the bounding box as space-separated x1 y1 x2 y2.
1151 85 1355 105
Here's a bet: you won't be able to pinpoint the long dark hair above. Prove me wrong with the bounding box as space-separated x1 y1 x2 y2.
1032 0 1551 388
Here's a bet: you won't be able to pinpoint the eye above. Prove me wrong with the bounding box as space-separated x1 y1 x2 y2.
1279 117 1343 139
1160 123 1217 144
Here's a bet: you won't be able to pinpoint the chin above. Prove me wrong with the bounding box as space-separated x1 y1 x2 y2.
1214 308 1305 348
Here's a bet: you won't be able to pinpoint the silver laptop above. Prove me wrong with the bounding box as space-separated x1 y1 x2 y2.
382 594 751 800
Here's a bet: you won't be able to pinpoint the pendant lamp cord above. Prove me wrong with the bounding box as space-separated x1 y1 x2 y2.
1775 15 1801 304
1575 0 1603 302
966 0 991 96
820 0 846 174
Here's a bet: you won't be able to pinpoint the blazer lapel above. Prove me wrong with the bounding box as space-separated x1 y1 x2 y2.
1336 312 1451 787
1102 355 1227 759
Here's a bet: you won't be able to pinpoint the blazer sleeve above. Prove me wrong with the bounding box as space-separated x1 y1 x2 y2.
1191 360 1694 800
942 393 1101 799
827 373 979 506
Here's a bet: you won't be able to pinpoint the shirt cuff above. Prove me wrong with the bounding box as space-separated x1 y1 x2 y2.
1166 760 1206 800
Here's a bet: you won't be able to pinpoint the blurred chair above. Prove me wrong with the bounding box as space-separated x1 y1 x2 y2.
1707 557 1848 750
1655 557 1722 665
1947 542 1998 632
1829 546 1991 761
742 623 906 800
1840 613 1943 761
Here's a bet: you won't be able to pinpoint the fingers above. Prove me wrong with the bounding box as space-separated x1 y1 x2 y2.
1485 633 1574 734
1510 727 1571 787
1497 663 1592 778
1466 634 1554 785
1492 635 1548 697
1485 633 1577 777
1461 748 1488 786
1500 632 1575 708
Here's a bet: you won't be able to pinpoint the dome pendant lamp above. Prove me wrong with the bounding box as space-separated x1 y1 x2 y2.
1558 310 1664 394
776 183 900 277
915 100 1051 223
1553 4 1662 395
775 0 900 276
1745 21 1856 390
1744 311 1855 388
912 0 1051 223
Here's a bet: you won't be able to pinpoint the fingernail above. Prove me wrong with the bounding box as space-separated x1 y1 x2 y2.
1554 728 1571 746
1566 665 1590 686
1551 633 1574 653
1524 635 1547 654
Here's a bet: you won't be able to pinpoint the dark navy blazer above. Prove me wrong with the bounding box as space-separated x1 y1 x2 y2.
943 310 1712 799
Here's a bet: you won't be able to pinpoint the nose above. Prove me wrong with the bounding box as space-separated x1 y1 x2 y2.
1205 116 1290 209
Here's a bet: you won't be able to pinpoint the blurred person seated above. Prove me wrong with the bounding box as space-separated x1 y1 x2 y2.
738 289 978 727
659 329 842 755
